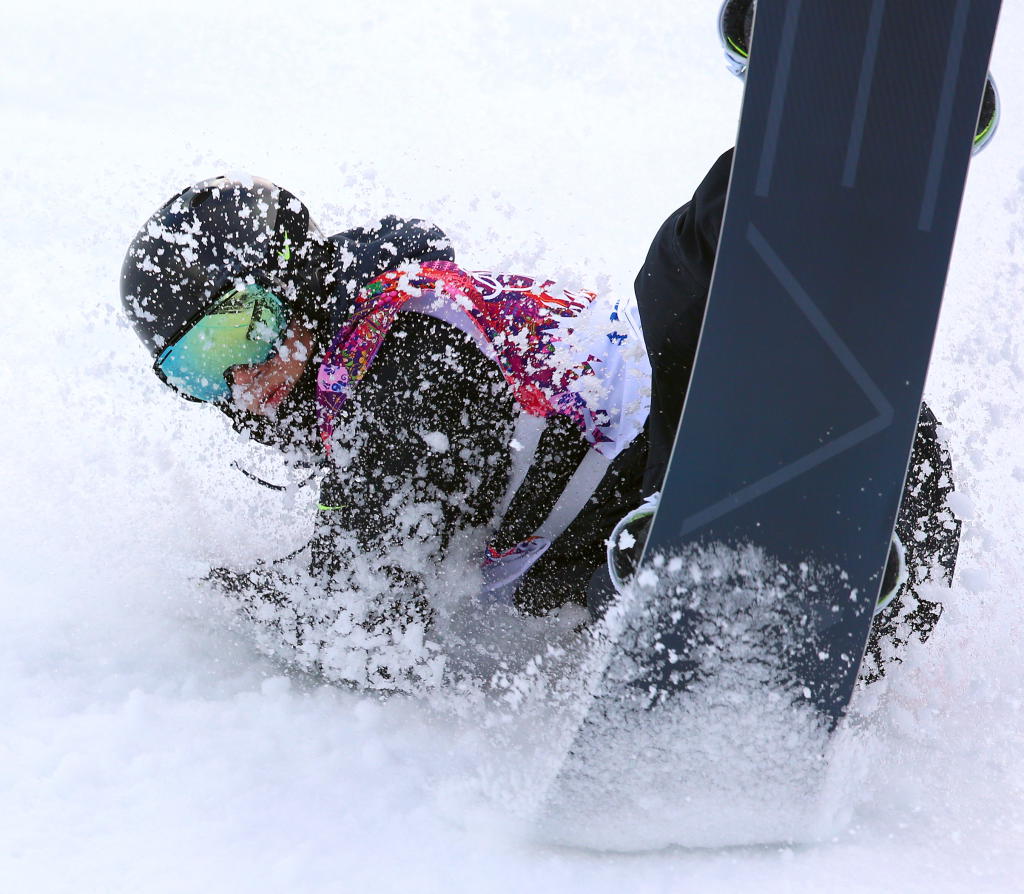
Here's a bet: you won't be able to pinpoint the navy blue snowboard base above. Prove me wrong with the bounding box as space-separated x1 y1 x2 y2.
539 0 1000 842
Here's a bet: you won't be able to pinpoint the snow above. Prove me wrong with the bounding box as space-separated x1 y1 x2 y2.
3 0 1024 891
420 431 451 453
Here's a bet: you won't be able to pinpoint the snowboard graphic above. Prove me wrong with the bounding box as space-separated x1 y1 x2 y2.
540 0 1002 846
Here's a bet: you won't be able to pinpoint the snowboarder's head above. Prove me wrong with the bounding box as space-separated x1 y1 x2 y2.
716 0 1000 154
120 175 329 414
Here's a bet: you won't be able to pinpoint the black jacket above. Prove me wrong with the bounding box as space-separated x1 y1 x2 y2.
312 218 646 615
634 148 733 495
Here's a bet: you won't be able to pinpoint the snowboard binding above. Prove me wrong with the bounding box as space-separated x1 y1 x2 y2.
717 0 1001 154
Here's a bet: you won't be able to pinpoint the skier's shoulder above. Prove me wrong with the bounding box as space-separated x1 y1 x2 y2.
347 306 513 452
329 216 454 279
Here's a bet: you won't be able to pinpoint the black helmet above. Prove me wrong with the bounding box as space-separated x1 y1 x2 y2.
120 175 328 360
716 0 1000 155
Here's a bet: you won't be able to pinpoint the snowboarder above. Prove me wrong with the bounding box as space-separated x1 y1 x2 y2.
117 171 946 688
121 176 653 687
119 1 996 688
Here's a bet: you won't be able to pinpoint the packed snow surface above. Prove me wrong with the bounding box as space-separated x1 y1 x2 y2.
3 1 1024 891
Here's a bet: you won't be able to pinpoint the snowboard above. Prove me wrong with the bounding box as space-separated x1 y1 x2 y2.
538 0 1001 846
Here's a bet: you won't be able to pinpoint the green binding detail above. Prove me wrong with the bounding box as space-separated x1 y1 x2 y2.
975 114 995 146
318 503 344 511
727 35 749 59
278 231 292 263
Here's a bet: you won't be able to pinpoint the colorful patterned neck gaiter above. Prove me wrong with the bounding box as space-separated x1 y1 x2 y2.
316 260 650 462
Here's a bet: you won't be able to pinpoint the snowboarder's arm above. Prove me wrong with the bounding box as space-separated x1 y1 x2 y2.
328 217 455 300
311 312 515 592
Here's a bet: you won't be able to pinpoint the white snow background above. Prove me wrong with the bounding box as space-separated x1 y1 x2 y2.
3 0 1024 891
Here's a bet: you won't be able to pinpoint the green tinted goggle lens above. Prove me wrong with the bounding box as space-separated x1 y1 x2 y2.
156 284 289 403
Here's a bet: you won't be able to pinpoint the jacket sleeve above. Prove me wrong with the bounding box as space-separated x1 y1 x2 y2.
329 217 455 301
311 312 515 598
634 148 733 494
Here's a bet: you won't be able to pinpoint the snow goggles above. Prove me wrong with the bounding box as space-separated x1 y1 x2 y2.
717 0 1000 155
154 278 290 403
